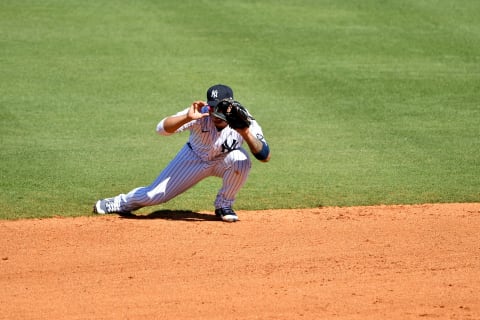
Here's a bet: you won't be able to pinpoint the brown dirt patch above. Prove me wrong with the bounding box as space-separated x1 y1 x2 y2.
1 203 479 319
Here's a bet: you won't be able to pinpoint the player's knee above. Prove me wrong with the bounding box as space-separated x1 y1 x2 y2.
141 176 173 204
225 149 251 174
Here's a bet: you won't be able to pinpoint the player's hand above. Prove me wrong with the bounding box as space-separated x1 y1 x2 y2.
187 101 209 120
233 126 250 136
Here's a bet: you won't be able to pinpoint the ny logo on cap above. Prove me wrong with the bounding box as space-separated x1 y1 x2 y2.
211 90 218 99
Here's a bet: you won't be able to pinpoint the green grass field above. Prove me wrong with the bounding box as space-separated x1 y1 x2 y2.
1 0 479 219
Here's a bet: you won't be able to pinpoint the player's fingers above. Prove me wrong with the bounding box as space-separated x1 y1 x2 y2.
192 100 206 109
188 101 209 120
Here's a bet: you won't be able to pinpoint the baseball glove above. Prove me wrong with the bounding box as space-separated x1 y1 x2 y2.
216 99 253 129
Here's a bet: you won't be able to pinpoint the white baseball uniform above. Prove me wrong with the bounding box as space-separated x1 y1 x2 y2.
111 108 268 212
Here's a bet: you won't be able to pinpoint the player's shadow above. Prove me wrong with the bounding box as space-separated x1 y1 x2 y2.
118 210 219 222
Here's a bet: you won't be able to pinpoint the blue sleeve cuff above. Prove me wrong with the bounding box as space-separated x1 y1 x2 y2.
253 141 270 160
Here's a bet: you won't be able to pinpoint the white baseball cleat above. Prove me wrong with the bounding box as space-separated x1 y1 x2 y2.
93 198 128 214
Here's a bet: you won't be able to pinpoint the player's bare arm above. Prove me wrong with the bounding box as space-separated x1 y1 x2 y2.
237 127 271 162
163 101 208 133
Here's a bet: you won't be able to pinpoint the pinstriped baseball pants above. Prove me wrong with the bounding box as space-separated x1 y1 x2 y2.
116 144 252 212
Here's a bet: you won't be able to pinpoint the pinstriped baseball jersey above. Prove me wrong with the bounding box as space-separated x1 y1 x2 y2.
157 108 268 161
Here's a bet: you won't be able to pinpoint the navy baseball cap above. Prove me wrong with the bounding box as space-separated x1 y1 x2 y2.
206 84 234 107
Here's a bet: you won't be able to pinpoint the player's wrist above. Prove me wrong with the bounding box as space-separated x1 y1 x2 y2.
253 141 270 161
236 127 250 136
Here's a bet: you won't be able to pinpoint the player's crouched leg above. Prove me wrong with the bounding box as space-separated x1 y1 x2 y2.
223 148 252 181
214 148 252 222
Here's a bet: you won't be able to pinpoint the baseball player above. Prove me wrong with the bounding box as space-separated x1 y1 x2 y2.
93 84 270 222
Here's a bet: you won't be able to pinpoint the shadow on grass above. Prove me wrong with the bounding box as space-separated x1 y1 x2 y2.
118 210 219 222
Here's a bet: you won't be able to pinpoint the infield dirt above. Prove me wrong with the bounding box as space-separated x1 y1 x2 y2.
1 203 479 319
